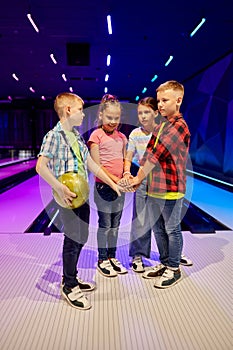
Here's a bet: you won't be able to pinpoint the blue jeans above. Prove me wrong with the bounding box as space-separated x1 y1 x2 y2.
59 202 90 288
147 197 184 269
129 178 152 258
94 183 125 261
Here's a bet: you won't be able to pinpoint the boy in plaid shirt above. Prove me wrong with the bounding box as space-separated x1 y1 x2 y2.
130 80 190 288
36 92 122 309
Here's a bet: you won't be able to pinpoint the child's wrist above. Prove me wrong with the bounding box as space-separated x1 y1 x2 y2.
137 167 146 182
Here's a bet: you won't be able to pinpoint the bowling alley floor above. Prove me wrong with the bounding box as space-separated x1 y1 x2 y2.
0 233 232 350
0 175 232 350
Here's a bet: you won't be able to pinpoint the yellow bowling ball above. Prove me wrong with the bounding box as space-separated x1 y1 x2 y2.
53 172 89 209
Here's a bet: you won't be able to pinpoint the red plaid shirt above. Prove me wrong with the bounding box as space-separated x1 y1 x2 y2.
141 114 190 195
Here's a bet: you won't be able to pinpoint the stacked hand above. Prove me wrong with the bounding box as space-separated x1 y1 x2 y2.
117 173 141 192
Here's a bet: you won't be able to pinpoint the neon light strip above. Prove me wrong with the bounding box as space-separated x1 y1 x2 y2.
48 210 59 228
187 169 233 187
190 18 206 37
12 73 19 81
165 55 173 66
27 14 39 33
107 55 111 66
62 74 67 81
50 54 57 64
107 15 112 34
151 74 158 82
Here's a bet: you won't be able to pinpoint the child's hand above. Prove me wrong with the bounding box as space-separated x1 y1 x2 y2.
112 183 122 196
117 178 135 192
128 176 141 189
56 183 77 207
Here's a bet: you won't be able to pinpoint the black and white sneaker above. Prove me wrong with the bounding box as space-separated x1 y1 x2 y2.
132 256 145 273
180 254 193 266
62 285 91 310
154 268 182 288
97 260 118 277
109 258 128 274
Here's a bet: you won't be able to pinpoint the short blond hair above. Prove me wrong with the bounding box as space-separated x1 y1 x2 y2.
54 92 84 118
156 80 184 97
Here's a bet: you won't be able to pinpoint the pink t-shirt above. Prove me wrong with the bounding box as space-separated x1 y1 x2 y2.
88 128 127 182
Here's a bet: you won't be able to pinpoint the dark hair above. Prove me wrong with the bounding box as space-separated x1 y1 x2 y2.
138 97 158 111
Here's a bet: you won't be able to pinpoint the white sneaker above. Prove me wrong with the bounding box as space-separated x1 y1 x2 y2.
132 256 145 273
97 259 118 277
62 285 91 310
180 254 193 266
154 268 182 289
109 258 128 274
142 264 167 279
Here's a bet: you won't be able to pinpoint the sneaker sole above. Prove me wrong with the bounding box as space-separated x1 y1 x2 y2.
180 261 193 266
115 269 128 274
142 271 165 279
142 266 167 279
154 275 182 289
132 267 145 273
61 290 92 310
97 267 118 277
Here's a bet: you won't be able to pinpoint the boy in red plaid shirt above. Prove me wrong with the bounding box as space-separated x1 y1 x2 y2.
130 80 190 288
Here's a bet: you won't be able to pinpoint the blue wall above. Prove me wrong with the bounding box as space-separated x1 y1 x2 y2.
182 51 233 183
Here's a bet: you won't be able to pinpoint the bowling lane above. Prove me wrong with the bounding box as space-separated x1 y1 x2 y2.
0 175 52 233
0 159 37 181
1 171 232 234
186 176 233 230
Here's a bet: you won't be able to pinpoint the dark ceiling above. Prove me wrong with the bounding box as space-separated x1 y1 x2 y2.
0 0 232 103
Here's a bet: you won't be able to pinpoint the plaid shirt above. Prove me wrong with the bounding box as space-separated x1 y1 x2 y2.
141 114 190 195
38 121 89 179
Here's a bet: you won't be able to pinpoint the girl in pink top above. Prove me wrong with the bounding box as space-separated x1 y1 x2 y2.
88 94 128 277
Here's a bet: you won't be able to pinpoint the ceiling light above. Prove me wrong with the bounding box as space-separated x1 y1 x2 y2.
142 87 147 93
104 87 108 93
165 56 173 66
26 14 39 33
69 87 73 92
29 87 35 93
151 75 158 82
190 18 206 37
62 74 67 81
107 15 112 35
135 96 140 101
107 55 111 66
41 96 46 100
12 73 19 81
50 54 57 64
105 74 109 82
